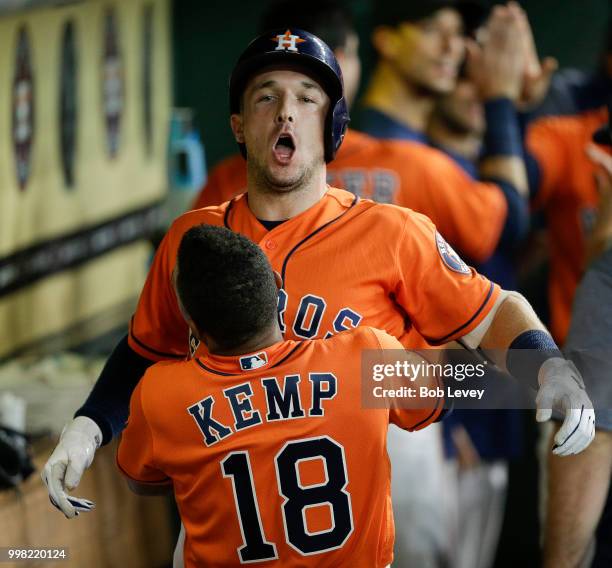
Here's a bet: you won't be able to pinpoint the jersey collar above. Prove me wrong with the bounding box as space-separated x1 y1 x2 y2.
224 186 358 244
194 339 305 376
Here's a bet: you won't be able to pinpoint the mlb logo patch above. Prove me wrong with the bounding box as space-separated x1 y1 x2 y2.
240 351 269 371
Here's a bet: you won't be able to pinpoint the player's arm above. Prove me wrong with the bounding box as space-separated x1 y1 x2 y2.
42 220 188 517
394 210 594 455
414 151 527 262
544 427 612 568
468 5 529 198
116 377 173 496
41 337 155 518
459 290 595 455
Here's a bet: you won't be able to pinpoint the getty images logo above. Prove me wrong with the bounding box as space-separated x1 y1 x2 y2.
239 351 269 371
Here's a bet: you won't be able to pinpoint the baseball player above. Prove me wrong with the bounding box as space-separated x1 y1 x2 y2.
43 28 594 525
543 102 612 568
118 223 441 567
194 0 529 266
526 106 610 343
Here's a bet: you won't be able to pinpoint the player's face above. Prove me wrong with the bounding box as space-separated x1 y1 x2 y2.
232 68 330 192
386 8 465 95
436 78 485 135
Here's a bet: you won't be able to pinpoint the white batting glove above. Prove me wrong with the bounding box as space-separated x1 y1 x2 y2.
41 416 101 518
536 357 596 456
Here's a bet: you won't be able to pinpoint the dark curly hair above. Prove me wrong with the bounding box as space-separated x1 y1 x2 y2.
176 225 278 350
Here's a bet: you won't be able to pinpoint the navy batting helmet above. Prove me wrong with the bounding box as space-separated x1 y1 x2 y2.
229 28 350 163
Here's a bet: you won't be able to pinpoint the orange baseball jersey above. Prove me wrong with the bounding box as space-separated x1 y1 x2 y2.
527 106 609 343
118 327 442 567
129 187 499 360
193 129 507 263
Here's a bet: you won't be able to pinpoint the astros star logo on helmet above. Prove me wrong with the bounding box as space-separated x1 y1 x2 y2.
272 29 306 52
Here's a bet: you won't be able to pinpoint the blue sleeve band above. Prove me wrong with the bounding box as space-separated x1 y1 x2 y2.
506 330 563 389
483 178 530 248
74 335 154 445
481 98 523 158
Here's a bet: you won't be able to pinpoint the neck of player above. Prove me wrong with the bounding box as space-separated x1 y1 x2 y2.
362 62 436 133
246 167 329 221
204 322 284 357
427 115 481 160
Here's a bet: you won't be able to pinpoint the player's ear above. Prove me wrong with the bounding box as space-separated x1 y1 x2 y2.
273 270 282 291
371 25 400 60
230 114 245 144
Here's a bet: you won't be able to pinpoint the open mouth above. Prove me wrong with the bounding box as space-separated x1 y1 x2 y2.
273 133 296 162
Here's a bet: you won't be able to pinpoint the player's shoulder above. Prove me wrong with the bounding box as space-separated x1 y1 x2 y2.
342 129 452 169
139 359 191 396
351 191 436 234
529 107 606 139
318 326 401 351
168 196 240 237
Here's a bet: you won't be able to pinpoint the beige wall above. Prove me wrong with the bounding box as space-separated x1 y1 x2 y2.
0 0 171 357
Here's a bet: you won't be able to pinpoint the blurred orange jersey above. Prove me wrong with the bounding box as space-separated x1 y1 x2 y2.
118 327 442 567
129 187 499 360
193 130 507 263
527 107 609 343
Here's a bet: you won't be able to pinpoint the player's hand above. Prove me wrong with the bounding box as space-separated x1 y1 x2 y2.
467 4 526 101
41 416 101 518
535 358 596 456
507 1 558 111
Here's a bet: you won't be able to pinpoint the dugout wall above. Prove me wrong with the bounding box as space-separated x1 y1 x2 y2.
0 0 171 358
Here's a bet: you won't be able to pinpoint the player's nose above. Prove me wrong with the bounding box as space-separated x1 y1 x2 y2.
275 95 294 124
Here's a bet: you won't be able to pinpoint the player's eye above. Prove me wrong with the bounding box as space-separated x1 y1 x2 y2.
257 94 275 103
301 96 317 104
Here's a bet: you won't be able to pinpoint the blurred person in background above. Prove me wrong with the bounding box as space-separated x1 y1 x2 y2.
544 106 612 568
423 6 551 564
524 17 611 345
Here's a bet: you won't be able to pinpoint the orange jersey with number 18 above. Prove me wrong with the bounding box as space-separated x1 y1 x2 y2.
118 326 442 567
128 188 499 359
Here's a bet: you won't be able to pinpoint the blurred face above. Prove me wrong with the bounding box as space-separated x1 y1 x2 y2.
231 68 330 192
335 32 361 108
379 8 465 95
436 78 485 135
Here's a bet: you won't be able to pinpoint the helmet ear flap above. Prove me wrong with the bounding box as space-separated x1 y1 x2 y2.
326 97 350 162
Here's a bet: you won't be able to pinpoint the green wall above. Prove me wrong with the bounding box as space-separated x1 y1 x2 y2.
173 0 610 169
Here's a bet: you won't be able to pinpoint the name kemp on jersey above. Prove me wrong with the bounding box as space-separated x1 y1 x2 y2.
188 372 338 447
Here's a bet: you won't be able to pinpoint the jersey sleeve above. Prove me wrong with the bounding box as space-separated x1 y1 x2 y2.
394 211 500 345
392 145 507 263
192 155 247 209
128 218 190 361
116 375 170 484
366 328 445 431
526 117 572 207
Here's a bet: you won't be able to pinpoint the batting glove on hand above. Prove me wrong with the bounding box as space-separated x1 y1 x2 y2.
41 416 101 518
536 357 596 456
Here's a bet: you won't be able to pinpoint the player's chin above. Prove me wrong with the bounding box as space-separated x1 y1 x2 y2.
265 168 305 191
